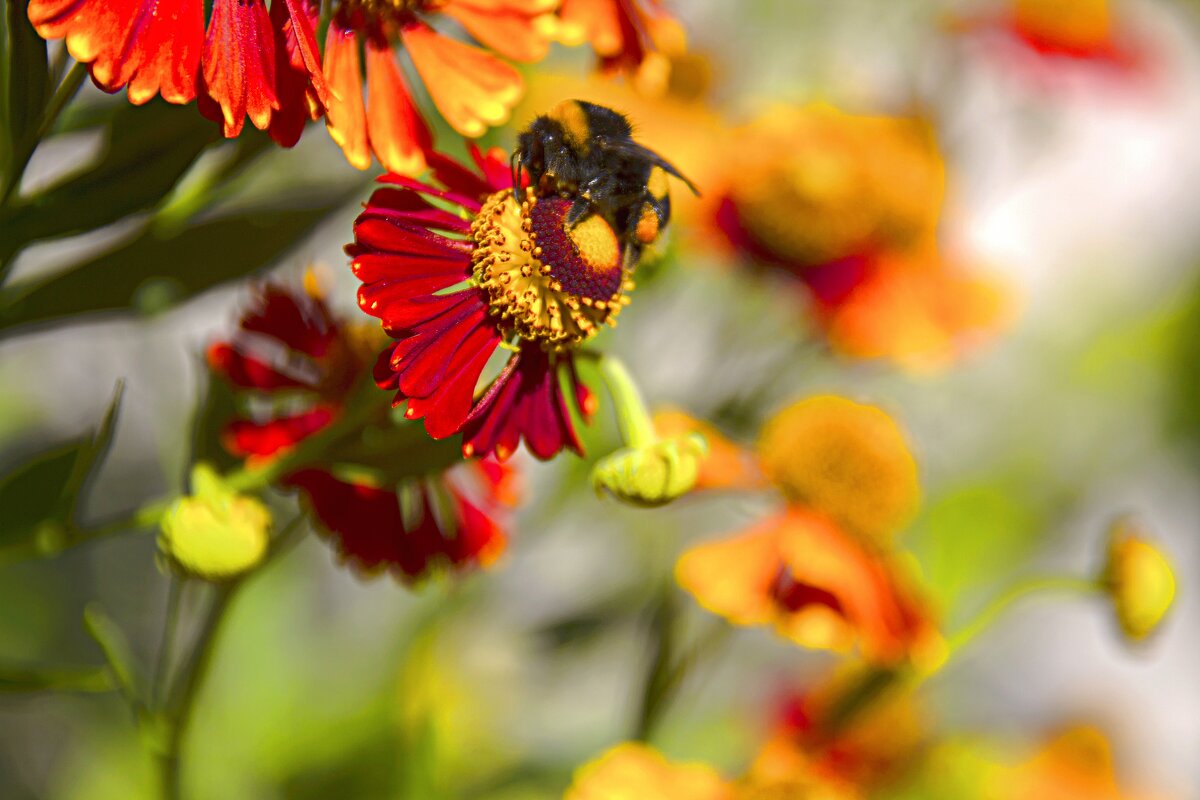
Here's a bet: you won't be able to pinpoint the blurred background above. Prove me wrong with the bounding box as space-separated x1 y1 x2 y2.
1 0 1199 797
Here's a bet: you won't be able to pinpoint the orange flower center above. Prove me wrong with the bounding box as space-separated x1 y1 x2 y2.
471 188 634 350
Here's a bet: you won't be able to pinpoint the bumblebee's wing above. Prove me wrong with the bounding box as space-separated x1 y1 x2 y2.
600 139 700 196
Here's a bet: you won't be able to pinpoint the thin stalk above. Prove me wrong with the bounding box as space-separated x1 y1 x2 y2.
596 354 656 449
157 517 305 799
944 575 1102 659
0 60 87 208
152 577 184 709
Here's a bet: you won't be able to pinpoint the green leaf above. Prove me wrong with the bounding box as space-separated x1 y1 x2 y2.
0 381 123 557
906 477 1049 615
83 604 142 704
0 663 114 693
3 0 50 173
1 100 219 253
0 196 354 332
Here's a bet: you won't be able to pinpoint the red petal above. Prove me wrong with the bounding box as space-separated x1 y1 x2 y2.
207 341 309 390
222 406 335 457
323 21 370 169
29 0 203 104
200 0 278 137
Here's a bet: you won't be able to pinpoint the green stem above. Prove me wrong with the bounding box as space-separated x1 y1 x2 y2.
596 354 656 449
0 60 87 208
160 584 235 800
814 575 1104 741
945 575 1102 659
152 577 184 709
158 517 305 799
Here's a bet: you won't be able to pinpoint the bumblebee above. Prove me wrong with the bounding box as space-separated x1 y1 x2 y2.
513 100 698 266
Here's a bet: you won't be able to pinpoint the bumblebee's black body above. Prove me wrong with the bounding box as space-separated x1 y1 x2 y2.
513 100 697 266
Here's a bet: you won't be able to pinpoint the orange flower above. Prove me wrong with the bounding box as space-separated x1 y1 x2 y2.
566 743 734 800
677 509 935 664
28 0 328 144
1011 0 1115 57
554 0 684 93
812 241 1013 373
675 396 941 665
751 665 925 793
1001 726 1168 800
949 0 1145 78
322 0 554 174
709 104 1009 371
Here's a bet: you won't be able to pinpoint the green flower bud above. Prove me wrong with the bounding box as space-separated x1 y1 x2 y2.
159 464 271 581
592 434 708 508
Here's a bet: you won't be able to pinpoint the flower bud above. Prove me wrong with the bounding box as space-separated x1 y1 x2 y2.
1102 517 1175 642
592 434 708 508
159 464 271 581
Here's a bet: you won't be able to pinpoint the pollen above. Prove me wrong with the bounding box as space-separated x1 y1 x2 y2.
471 188 633 350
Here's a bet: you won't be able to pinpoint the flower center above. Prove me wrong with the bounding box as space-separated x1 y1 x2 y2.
768 566 845 615
471 189 632 350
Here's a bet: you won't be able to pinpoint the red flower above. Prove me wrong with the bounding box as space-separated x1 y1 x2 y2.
28 0 328 145
349 144 636 461
208 282 511 582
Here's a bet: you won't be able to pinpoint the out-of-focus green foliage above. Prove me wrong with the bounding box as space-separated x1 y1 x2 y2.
0 382 121 562
1 1 50 180
1 102 220 254
0 200 352 331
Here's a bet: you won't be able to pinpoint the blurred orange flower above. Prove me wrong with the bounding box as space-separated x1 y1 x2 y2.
554 0 685 93
951 0 1145 78
708 104 1009 371
565 742 734 800
1001 725 1168 800
674 397 941 665
751 665 925 794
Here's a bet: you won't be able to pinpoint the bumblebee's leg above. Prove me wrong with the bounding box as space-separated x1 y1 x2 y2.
566 196 593 227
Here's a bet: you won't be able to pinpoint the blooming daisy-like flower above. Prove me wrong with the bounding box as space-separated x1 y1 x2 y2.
350 142 649 461
28 0 328 145
208 281 511 581
709 104 1008 371
672 397 941 665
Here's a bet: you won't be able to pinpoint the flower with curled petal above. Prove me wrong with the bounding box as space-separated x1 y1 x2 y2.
349 141 667 461
28 0 328 145
208 280 512 582
673 396 941 666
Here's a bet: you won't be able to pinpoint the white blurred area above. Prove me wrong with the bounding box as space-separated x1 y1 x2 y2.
2 1 1199 797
